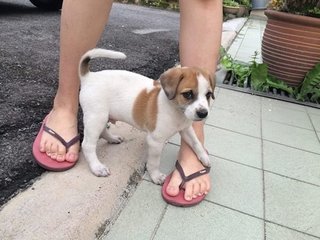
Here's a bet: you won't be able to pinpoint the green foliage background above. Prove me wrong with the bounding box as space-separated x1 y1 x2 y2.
220 48 320 104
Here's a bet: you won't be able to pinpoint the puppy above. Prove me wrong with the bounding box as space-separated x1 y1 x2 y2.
79 48 215 184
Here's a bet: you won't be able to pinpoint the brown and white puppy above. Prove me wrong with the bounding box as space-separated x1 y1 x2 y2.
79 48 215 184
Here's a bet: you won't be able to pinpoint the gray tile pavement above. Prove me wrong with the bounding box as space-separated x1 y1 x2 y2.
101 14 320 240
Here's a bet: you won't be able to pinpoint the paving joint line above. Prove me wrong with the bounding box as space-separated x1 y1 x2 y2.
206 200 320 239
205 122 261 139
306 110 320 144
150 203 168 240
263 139 320 156
263 169 320 188
263 118 316 132
260 97 267 240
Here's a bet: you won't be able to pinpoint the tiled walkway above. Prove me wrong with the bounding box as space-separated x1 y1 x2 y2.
228 17 266 63
101 17 320 240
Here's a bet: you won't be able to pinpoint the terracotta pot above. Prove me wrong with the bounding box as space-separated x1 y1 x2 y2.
262 10 320 87
223 5 239 15
237 5 246 17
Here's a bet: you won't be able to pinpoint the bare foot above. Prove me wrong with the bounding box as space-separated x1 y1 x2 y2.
39 108 79 163
166 145 211 201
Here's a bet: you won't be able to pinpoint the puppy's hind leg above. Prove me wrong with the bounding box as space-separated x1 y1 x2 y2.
82 113 111 177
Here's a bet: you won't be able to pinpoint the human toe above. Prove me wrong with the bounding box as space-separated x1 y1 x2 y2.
65 152 78 162
204 180 211 195
65 146 79 162
165 171 182 197
50 144 60 160
40 140 46 153
184 183 194 201
191 182 201 199
45 142 52 156
55 147 66 162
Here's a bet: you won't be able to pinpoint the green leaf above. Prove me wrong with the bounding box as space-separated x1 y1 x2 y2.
251 63 268 91
220 55 234 70
296 63 320 102
266 75 294 95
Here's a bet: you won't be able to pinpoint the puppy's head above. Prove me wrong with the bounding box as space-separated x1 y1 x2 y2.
159 67 215 121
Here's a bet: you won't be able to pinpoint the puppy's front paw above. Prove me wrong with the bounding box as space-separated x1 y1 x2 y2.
150 171 167 185
199 154 211 167
90 163 111 177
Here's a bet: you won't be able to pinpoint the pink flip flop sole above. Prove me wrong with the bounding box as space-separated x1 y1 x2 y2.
32 116 79 171
161 160 210 207
161 174 206 207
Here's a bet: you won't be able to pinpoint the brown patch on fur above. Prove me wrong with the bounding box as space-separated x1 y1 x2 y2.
197 68 216 94
160 67 200 104
153 80 161 87
132 87 161 132
80 56 91 76
174 68 199 105
159 66 215 105
159 68 185 100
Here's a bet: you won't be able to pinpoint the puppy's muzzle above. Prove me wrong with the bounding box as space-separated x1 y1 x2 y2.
196 109 208 119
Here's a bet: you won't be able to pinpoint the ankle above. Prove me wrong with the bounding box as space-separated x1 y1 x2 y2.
178 144 198 164
53 96 79 115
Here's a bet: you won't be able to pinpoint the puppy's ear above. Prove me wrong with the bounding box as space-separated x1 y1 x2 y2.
209 73 216 99
159 68 184 100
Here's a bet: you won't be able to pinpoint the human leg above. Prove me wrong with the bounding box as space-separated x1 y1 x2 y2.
38 0 113 163
166 0 222 201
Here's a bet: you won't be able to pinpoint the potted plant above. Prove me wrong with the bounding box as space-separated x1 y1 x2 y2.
223 0 240 15
236 0 252 16
262 0 320 86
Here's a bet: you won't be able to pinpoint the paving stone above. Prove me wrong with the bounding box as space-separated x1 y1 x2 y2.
265 172 320 237
213 88 261 117
153 201 264 240
266 223 320 240
306 107 320 116
207 157 263 218
205 126 262 168
262 120 320 154
221 31 237 49
236 49 261 63
207 106 261 137
309 114 320 131
223 17 248 32
263 141 320 186
103 181 166 240
261 97 307 112
262 103 313 129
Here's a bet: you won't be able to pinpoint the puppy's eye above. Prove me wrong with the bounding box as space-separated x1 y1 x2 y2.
182 91 194 100
206 92 213 100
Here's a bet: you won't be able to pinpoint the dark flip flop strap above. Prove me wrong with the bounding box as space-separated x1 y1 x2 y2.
43 124 80 151
175 161 211 189
175 161 187 188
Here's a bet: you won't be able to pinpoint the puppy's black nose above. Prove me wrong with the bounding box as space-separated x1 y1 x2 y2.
196 109 208 119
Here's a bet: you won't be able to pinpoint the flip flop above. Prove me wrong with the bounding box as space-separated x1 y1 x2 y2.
32 115 80 171
161 161 210 207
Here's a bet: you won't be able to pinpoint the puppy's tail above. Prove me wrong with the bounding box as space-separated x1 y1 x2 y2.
79 48 127 77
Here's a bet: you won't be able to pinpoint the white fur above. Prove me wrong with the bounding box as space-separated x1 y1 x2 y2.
79 48 211 184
